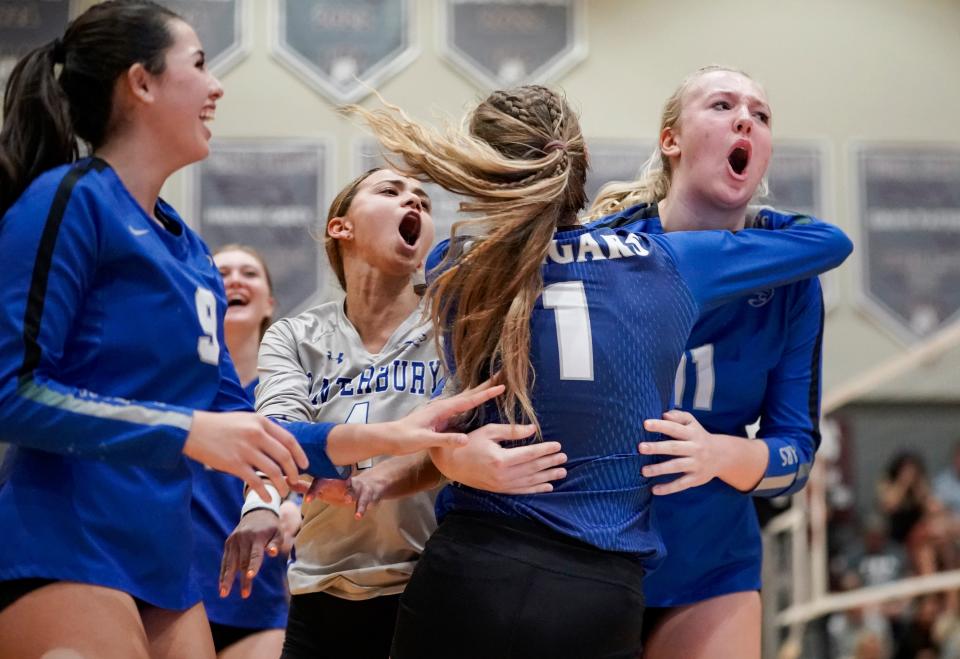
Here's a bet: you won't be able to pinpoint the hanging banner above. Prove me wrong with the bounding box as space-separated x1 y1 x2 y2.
856 145 960 339
272 0 416 103
766 143 836 310
440 0 586 89
157 0 249 75
193 141 329 317
0 0 70 101
767 143 825 218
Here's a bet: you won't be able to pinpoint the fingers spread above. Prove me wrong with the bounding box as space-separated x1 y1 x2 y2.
440 384 505 418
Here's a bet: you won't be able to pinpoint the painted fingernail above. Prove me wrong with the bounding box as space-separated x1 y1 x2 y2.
246 569 255 578
220 587 228 597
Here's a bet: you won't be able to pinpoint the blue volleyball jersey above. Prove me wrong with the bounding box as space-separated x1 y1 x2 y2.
190 380 289 629
431 209 851 560
593 205 826 604
0 158 337 609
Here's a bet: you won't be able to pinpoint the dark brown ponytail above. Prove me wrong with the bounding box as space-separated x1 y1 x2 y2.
0 0 180 216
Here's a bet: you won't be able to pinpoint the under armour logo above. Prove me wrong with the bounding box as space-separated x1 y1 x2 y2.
748 289 775 307
401 332 428 348
327 351 344 363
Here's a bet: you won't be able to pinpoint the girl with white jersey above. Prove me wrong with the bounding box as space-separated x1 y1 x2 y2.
220 168 567 659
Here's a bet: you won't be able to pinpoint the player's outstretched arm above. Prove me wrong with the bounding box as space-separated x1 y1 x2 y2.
304 423 569 515
321 382 505 465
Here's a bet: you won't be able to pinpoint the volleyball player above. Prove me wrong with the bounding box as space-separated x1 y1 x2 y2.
220 168 567 659
0 3 505 656
344 84 852 658
190 245 294 658
589 66 828 659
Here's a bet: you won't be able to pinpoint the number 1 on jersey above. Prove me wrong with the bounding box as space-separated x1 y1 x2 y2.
344 402 373 469
543 281 594 381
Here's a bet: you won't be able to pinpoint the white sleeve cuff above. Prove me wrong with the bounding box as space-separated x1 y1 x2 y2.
241 482 282 517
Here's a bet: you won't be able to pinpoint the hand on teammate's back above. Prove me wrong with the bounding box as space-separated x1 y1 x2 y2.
431 424 568 495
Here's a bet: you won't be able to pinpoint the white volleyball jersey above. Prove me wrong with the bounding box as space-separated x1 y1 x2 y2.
256 299 442 600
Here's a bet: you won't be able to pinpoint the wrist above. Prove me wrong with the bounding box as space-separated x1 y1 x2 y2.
715 434 769 492
241 482 281 517
327 422 391 466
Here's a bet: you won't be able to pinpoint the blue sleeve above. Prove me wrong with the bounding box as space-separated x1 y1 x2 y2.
425 239 451 283
0 176 193 469
275 420 343 479
650 214 852 313
752 278 824 497
751 206 810 230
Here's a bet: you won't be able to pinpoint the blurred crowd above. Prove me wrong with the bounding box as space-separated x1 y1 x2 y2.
824 442 960 658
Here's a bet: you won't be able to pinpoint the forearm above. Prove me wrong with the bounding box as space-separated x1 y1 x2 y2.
714 434 770 492
365 452 443 499
325 422 393 466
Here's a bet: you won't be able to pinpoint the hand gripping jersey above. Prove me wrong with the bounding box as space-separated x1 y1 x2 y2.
256 300 441 600
431 208 852 561
0 158 339 609
190 380 289 629
594 205 826 605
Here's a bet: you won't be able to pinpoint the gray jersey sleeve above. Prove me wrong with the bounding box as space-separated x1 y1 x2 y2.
256 319 315 422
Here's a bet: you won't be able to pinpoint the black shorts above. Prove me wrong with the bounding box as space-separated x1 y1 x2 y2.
391 512 646 659
0 578 56 615
281 591 401 659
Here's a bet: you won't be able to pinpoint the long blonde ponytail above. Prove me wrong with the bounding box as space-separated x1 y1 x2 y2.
345 86 587 430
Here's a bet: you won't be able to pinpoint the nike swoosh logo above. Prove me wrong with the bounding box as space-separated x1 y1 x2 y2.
129 226 150 237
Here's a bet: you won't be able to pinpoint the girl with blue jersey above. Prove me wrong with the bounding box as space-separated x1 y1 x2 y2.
0 2 505 657
347 85 851 659
190 244 293 659
590 66 828 659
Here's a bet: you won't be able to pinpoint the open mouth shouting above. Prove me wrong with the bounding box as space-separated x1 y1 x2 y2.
727 140 752 179
226 292 248 308
399 210 422 248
